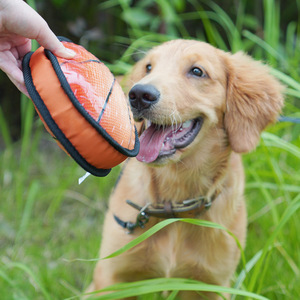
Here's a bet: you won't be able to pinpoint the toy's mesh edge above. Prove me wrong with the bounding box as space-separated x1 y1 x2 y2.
22 51 112 177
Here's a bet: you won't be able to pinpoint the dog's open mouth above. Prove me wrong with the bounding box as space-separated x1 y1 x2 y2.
137 118 203 163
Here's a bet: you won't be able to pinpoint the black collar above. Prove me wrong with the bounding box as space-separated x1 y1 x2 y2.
114 194 217 234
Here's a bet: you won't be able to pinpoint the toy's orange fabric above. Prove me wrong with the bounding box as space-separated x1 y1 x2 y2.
23 38 139 176
57 42 136 151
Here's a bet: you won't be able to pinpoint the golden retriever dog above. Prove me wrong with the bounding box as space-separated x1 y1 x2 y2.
86 39 284 299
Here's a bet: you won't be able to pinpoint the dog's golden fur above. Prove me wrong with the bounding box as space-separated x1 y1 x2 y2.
87 40 284 299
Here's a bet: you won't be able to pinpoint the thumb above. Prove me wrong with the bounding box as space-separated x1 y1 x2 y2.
49 40 76 59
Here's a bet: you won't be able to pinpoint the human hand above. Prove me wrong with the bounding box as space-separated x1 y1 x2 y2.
0 0 75 96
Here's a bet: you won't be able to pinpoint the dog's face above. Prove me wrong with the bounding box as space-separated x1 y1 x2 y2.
128 39 284 166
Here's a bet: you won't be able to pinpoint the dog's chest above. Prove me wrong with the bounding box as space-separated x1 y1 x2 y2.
147 222 210 278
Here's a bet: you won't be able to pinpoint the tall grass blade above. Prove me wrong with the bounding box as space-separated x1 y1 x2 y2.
269 68 300 92
249 170 279 225
14 180 39 244
203 0 242 51
0 268 27 299
0 105 12 147
81 278 269 300
5 262 51 300
232 249 264 299
247 193 300 294
242 30 285 62
276 244 300 277
166 290 179 300
179 9 228 50
261 132 300 159
20 95 35 160
95 219 243 263
263 0 280 66
284 88 300 98
246 182 300 193
26 0 36 9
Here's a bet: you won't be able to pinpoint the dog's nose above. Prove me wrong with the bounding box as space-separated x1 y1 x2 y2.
129 84 160 110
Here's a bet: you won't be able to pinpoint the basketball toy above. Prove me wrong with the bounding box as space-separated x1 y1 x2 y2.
22 37 139 177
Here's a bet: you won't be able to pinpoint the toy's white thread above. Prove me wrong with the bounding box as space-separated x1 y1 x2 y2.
78 172 91 184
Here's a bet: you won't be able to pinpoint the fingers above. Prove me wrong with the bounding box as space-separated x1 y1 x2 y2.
6 68 29 97
35 20 75 59
0 0 76 95
0 50 29 96
7 73 29 97
51 42 76 59
16 39 31 58
2 0 76 59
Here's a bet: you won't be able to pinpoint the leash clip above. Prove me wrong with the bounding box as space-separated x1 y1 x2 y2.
124 202 150 234
135 202 150 227
204 196 212 210
136 211 149 228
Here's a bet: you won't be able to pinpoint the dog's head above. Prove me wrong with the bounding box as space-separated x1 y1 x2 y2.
128 39 284 165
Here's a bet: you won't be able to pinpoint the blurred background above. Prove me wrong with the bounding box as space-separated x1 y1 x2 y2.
0 1 299 299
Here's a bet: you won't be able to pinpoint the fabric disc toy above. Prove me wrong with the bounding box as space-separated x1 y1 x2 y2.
22 37 139 177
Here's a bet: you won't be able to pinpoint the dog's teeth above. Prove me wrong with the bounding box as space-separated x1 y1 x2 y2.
182 120 192 129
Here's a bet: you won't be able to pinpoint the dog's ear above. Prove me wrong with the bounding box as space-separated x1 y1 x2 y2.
223 52 284 153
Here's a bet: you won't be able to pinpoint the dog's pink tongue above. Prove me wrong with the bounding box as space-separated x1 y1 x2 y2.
137 124 172 163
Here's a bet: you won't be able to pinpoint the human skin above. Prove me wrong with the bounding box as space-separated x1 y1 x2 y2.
0 0 75 95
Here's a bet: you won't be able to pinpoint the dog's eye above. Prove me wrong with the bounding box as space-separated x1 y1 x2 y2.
190 67 205 77
146 64 152 73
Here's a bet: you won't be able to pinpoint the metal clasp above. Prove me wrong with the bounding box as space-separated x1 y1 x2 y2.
126 202 150 234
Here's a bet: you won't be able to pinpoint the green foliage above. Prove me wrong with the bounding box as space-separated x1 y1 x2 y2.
84 278 269 300
0 0 299 299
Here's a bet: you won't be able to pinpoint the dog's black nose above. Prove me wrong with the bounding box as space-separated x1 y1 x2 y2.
129 84 160 111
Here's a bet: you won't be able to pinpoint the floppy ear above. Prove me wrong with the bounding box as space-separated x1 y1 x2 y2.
223 52 284 153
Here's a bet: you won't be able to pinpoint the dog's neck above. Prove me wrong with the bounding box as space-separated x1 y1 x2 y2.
146 149 231 205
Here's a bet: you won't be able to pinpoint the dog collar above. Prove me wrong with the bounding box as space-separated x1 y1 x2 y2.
114 194 216 234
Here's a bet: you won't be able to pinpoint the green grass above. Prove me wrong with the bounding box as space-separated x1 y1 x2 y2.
0 0 300 299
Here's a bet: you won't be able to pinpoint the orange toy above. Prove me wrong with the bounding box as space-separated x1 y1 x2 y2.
22 37 139 176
